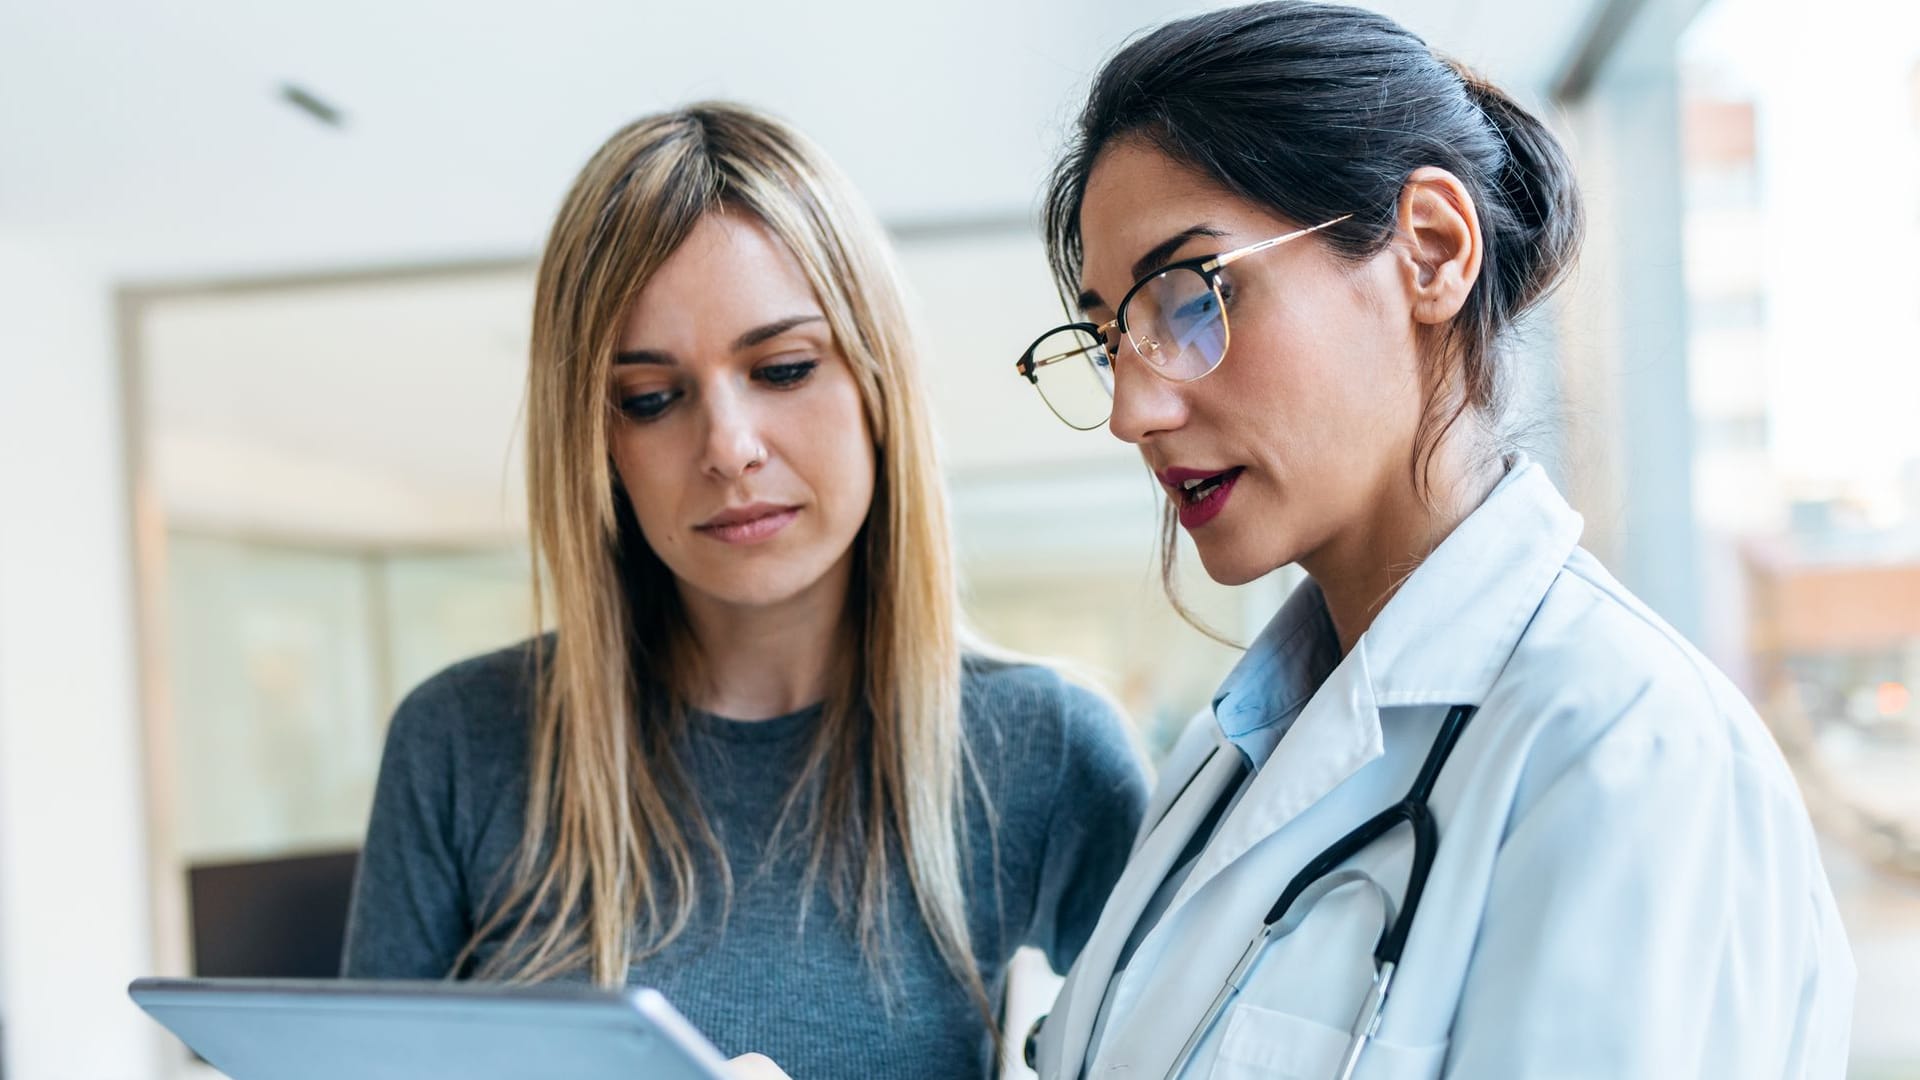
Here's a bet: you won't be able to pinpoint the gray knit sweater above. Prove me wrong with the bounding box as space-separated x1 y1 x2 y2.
341 642 1148 1079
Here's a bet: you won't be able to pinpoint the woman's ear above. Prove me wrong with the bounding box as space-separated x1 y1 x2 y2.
1394 166 1482 325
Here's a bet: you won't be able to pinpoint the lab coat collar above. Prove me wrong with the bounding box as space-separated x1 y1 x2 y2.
1359 457 1582 708
1176 458 1580 908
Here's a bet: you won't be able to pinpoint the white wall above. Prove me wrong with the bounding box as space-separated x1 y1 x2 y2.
0 244 157 1078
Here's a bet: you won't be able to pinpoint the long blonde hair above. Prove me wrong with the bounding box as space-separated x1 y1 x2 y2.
459 103 988 1023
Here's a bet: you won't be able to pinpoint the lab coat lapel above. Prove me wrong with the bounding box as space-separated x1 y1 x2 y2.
1047 736 1245 1079
1168 643 1385 912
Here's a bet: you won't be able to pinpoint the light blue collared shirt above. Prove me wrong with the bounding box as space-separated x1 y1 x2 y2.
1208 577 1342 770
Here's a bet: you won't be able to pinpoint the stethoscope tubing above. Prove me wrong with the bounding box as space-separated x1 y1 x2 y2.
1161 704 1478 1080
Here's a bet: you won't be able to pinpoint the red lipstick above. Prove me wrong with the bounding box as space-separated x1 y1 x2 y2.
1158 466 1245 530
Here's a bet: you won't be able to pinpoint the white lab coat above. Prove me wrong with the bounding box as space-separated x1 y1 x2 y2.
1035 462 1855 1079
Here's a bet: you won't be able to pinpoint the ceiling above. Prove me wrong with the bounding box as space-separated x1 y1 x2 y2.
1 0 1602 280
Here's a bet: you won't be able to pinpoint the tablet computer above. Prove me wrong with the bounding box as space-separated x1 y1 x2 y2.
128 977 732 1080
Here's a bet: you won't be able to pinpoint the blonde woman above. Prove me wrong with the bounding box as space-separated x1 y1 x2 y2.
342 102 1148 1079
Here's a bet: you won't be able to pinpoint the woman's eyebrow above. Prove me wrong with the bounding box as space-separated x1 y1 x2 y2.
615 314 825 365
1076 224 1228 313
1131 225 1226 280
731 314 824 351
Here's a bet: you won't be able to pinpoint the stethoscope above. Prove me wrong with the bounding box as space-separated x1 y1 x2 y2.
1029 703 1476 1080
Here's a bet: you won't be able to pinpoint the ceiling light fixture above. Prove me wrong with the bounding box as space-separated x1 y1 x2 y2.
279 83 346 129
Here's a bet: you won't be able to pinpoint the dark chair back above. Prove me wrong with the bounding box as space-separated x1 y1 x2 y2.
188 849 359 978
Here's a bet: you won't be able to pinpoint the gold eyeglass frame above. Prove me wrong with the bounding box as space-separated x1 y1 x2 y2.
1015 214 1353 429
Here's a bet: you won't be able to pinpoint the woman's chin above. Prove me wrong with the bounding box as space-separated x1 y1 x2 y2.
1192 538 1289 589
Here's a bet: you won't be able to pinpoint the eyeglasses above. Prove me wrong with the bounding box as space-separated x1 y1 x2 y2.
1013 215 1352 430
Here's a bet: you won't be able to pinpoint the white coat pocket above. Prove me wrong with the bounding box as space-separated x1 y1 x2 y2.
1207 1002 1448 1080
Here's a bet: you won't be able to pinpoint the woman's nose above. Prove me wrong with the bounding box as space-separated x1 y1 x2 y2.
1106 336 1187 445
702 389 767 479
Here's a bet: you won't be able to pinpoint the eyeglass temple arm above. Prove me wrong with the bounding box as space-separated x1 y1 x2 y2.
1206 213 1356 272
1016 321 1110 380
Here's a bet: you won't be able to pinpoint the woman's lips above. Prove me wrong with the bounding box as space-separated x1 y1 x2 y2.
1159 466 1245 530
696 504 800 544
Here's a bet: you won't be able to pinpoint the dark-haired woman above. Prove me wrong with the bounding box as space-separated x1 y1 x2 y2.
1008 3 1854 1077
